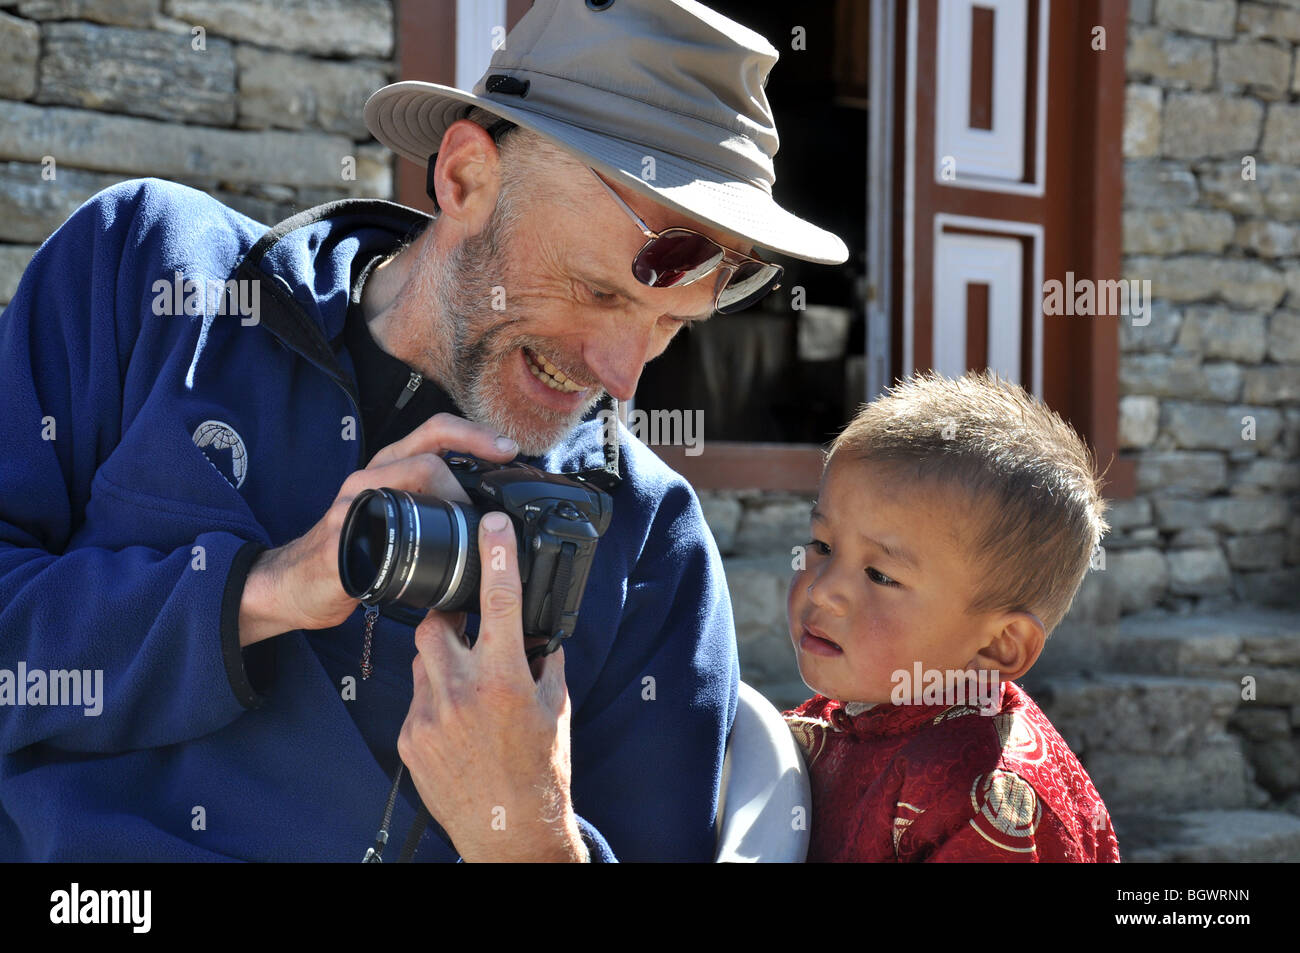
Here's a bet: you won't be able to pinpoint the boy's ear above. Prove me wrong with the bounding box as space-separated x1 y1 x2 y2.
969 611 1046 682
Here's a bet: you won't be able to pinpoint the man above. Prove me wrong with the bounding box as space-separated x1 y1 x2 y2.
0 0 846 861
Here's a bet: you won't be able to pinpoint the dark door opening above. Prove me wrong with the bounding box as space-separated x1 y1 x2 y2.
633 0 870 448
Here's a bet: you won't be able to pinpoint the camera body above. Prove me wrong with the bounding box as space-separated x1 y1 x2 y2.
338 455 614 654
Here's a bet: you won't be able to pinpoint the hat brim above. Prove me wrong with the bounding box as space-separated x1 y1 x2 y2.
364 81 850 266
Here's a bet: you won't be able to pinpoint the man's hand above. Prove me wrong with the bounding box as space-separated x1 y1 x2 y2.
397 510 587 862
237 413 519 646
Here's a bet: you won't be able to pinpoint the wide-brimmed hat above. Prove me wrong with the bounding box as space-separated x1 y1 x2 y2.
363 0 848 265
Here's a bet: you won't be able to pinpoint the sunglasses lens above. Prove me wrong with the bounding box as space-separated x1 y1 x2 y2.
633 230 725 288
716 261 783 314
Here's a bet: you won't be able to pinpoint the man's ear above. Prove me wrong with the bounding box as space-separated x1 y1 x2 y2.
427 120 503 234
968 611 1046 683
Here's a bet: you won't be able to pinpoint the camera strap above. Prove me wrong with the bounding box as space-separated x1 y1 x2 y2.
574 395 622 494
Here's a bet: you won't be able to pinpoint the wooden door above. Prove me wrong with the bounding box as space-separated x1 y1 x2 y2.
893 0 1132 493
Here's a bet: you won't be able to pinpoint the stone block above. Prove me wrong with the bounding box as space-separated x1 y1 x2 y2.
1268 311 1300 362
1244 365 1300 404
1122 207 1234 254
1246 737 1300 793
1126 26 1214 87
1238 0 1300 41
1108 547 1170 612
1035 673 1240 756
0 101 357 189
723 555 792 641
1113 609 1248 674
1160 92 1263 159
1224 531 1287 570
35 22 236 125
1236 219 1300 257
1163 402 1282 452
1169 527 1219 548
1167 546 1231 593
1124 84 1163 158
1262 104 1300 163
698 492 741 555
0 160 129 244
1230 706 1293 740
1119 395 1160 448
1119 299 1182 352
1123 161 1198 207
1155 0 1237 37
1106 497 1154 531
1120 354 1241 402
1126 255 1285 309
1176 305 1267 361
235 47 388 139
733 498 815 558
723 555 802 686
1087 742 1260 810
167 0 393 57
0 11 38 100
1106 527 1162 549
1236 570 1300 609
1030 618 1119 676
16 0 159 27
1218 39 1293 98
1159 494 1206 530
1061 564 1121 625
1232 457 1300 491
1136 451 1228 493
1198 162 1300 220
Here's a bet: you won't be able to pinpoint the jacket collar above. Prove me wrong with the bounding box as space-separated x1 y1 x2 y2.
234 198 431 397
819 678 1014 738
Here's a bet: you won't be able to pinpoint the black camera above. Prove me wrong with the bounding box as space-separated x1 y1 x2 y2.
337 455 614 654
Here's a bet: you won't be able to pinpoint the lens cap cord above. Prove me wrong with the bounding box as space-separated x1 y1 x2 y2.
359 602 380 679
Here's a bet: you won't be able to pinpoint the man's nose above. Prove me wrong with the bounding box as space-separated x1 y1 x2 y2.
582 317 660 401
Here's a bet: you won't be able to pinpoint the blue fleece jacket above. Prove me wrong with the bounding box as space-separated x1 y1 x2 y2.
0 178 739 862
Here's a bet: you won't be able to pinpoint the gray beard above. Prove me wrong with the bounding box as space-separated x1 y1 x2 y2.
394 212 605 458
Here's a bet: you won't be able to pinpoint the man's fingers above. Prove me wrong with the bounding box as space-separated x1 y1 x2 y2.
474 510 531 680
368 412 518 471
340 452 468 505
412 611 465 698
534 645 569 717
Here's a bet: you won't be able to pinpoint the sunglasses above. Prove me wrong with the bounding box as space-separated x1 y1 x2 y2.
587 168 783 316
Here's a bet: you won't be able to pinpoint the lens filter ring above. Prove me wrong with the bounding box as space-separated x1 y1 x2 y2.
431 499 469 611
339 487 402 602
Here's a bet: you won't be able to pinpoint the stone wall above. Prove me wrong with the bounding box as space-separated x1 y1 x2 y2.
0 0 396 309
1120 0 1300 614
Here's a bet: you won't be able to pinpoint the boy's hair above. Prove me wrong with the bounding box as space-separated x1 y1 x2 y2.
827 371 1108 634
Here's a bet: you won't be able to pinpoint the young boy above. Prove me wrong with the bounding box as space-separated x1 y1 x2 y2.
784 371 1120 862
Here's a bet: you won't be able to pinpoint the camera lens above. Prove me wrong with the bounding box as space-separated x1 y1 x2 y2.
338 488 482 612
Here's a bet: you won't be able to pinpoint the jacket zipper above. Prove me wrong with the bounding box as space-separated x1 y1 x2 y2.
394 372 423 410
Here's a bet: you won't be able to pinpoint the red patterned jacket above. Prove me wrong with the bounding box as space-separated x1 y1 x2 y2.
784 680 1120 862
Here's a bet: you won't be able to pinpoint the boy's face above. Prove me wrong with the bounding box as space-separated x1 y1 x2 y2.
787 456 1000 704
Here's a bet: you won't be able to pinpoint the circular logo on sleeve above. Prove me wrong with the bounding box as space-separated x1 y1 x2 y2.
192 419 248 489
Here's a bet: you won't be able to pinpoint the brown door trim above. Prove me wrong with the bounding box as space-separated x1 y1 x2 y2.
393 0 456 215
897 0 1134 498
652 443 826 493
